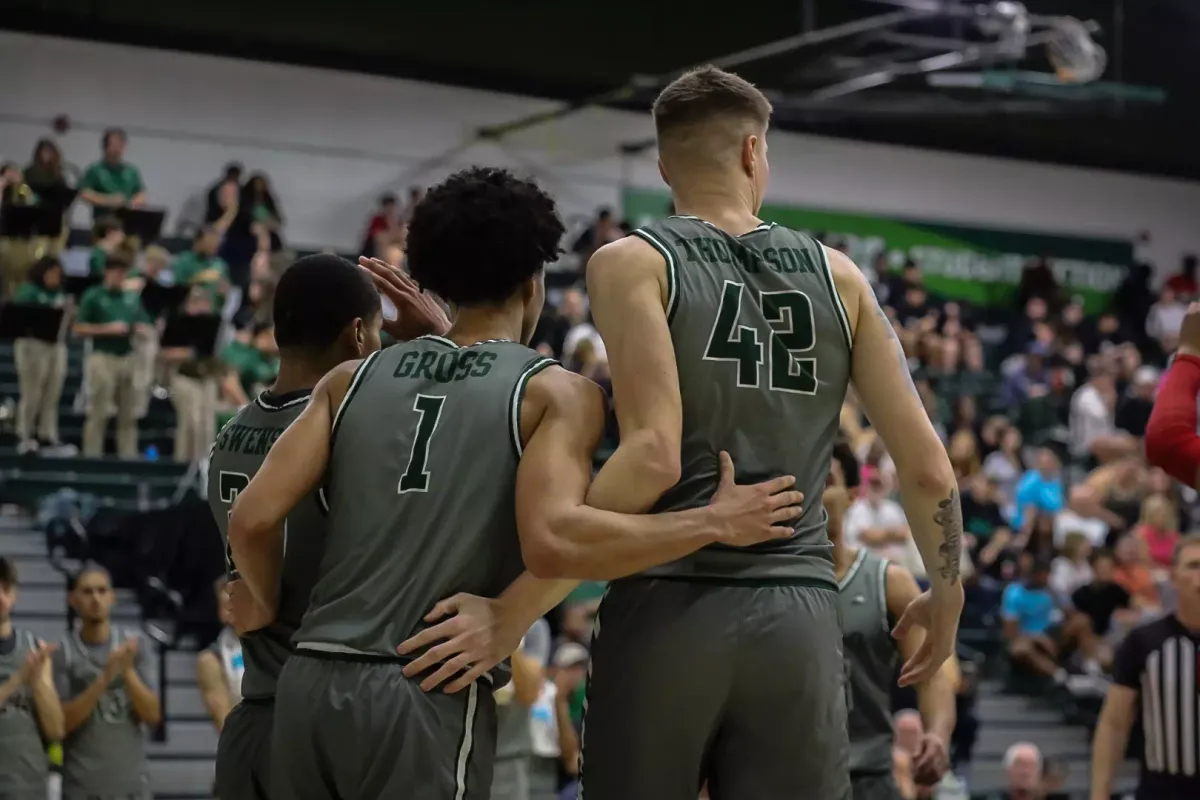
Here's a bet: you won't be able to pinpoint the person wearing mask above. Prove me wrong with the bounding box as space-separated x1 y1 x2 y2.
73 256 150 458
196 578 242 735
52 565 161 800
78 129 145 218
1091 535 1200 800
172 226 231 310
0 557 64 800
492 619 553 800
12 255 71 456
162 285 224 462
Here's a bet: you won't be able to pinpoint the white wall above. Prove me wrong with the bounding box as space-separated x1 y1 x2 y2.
2 32 1197 272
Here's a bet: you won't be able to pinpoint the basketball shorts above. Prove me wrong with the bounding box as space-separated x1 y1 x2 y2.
579 578 850 800
215 698 274 800
271 653 497 800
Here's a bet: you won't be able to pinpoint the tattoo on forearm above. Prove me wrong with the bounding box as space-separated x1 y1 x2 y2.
933 489 963 582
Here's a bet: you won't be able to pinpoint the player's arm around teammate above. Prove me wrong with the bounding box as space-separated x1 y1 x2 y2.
886 562 957 786
829 245 965 686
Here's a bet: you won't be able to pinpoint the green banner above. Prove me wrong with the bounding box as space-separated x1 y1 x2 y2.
622 188 1132 314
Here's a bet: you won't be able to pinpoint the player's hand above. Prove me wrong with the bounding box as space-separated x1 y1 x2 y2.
19 641 56 685
223 579 275 636
103 641 136 681
358 256 452 340
912 733 949 786
1178 302 1200 358
707 451 805 547
396 593 518 693
891 587 963 687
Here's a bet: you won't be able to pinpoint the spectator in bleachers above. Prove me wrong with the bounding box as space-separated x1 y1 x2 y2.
492 619 551 800
1002 559 1063 680
172 226 231 310
1164 253 1199 301
78 128 145 219
220 322 277 401
204 162 242 224
1016 256 1062 313
843 469 911 563
1116 365 1158 438
961 474 1012 577
126 245 173 421
361 193 406 259
1110 533 1162 614
196 578 241 733
0 161 36 298
0 556 64 799
1012 448 1065 538
162 285 224 462
982 426 1025 510
23 138 73 255
73 255 148 458
12 255 70 456
88 216 126 278
571 207 622 262
994 742 1065 800
558 288 606 364
1068 549 1133 666
1048 532 1093 603
1071 361 1139 466
1147 286 1187 354
541 643 586 800
1134 494 1180 571
219 173 281 292
53 564 160 799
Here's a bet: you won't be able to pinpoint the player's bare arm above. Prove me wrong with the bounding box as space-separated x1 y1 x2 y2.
228 360 357 612
830 246 964 684
196 650 235 733
584 236 683 512
886 563 956 785
516 365 804 580
1089 684 1137 800
1145 302 1200 488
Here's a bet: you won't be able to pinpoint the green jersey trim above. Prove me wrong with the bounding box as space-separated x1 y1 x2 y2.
508 356 560 459
815 241 854 351
330 350 383 447
838 548 868 591
630 228 680 325
877 558 892 633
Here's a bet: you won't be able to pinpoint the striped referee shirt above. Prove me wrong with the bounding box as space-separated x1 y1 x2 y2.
1112 614 1200 799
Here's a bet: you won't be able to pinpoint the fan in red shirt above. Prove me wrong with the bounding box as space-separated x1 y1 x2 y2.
1145 302 1200 488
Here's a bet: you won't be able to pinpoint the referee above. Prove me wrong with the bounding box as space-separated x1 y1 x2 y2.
1090 534 1200 800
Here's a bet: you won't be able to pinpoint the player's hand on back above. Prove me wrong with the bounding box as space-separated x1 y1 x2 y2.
1178 302 1200 358
890 586 964 688
396 594 519 694
707 451 805 547
222 578 275 636
358 256 451 340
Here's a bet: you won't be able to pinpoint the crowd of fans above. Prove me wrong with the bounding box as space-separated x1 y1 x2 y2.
3 124 1199 800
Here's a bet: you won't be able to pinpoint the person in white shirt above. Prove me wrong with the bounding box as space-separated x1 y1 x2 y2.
1069 364 1137 464
1146 286 1187 351
1049 532 1094 603
843 470 911 563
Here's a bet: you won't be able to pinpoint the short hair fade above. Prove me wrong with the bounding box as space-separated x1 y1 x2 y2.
405 167 564 307
653 65 772 141
272 254 380 351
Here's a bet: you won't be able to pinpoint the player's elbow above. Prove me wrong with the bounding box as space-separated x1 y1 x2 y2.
620 428 682 493
520 525 574 580
227 497 274 550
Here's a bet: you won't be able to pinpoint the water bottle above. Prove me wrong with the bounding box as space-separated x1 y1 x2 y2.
145 445 159 462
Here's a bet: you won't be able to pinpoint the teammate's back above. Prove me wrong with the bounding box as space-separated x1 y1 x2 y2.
634 215 850 581
295 336 550 658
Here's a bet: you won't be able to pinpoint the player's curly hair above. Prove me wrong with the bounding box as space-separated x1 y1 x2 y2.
405 167 565 307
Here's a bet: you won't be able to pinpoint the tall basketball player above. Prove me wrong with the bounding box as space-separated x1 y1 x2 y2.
226 167 806 799
573 66 965 799
207 252 447 800
824 487 958 800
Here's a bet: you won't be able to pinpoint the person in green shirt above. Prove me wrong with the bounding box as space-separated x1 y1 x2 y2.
161 286 229 463
12 255 70 455
78 129 146 219
219 322 278 397
72 255 151 458
171 226 230 309
87 216 127 278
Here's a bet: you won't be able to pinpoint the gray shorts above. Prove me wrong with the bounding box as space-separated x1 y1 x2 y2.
851 773 903 800
491 756 560 800
215 699 274 800
271 653 497 800
579 578 850 800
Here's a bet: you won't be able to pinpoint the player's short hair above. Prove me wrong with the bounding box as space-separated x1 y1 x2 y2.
405 167 564 307
1173 533 1200 566
653 65 772 146
0 557 17 588
272 254 380 352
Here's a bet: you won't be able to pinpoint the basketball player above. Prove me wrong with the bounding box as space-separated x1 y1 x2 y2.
53 564 160 800
0 557 63 800
1146 303 1200 487
824 487 958 800
569 66 964 799
196 577 241 735
207 252 447 800
226 167 806 799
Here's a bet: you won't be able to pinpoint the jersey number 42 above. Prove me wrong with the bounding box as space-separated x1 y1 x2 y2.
704 280 818 394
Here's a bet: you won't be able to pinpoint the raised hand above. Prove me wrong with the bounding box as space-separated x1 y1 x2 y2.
358 256 451 341
396 593 522 693
707 451 805 547
19 641 56 685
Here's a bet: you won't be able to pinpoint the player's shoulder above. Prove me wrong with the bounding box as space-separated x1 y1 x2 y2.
526 362 605 414
588 233 666 278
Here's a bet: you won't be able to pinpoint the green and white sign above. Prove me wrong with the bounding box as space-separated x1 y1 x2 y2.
622 188 1132 314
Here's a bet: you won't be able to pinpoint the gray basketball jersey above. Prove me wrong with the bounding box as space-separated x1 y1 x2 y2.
52 626 152 797
0 629 49 794
633 216 851 583
294 336 551 670
839 549 898 775
208 388 327 699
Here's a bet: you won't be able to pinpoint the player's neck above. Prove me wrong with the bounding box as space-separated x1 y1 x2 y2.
272 360 326 397
0 618 11 639
447 307 523 348
79 619 111 644
671 186 761 236
832 543 856 580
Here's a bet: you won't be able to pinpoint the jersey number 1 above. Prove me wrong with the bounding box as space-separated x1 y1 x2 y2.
704 281 818 394
399 394 446 494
